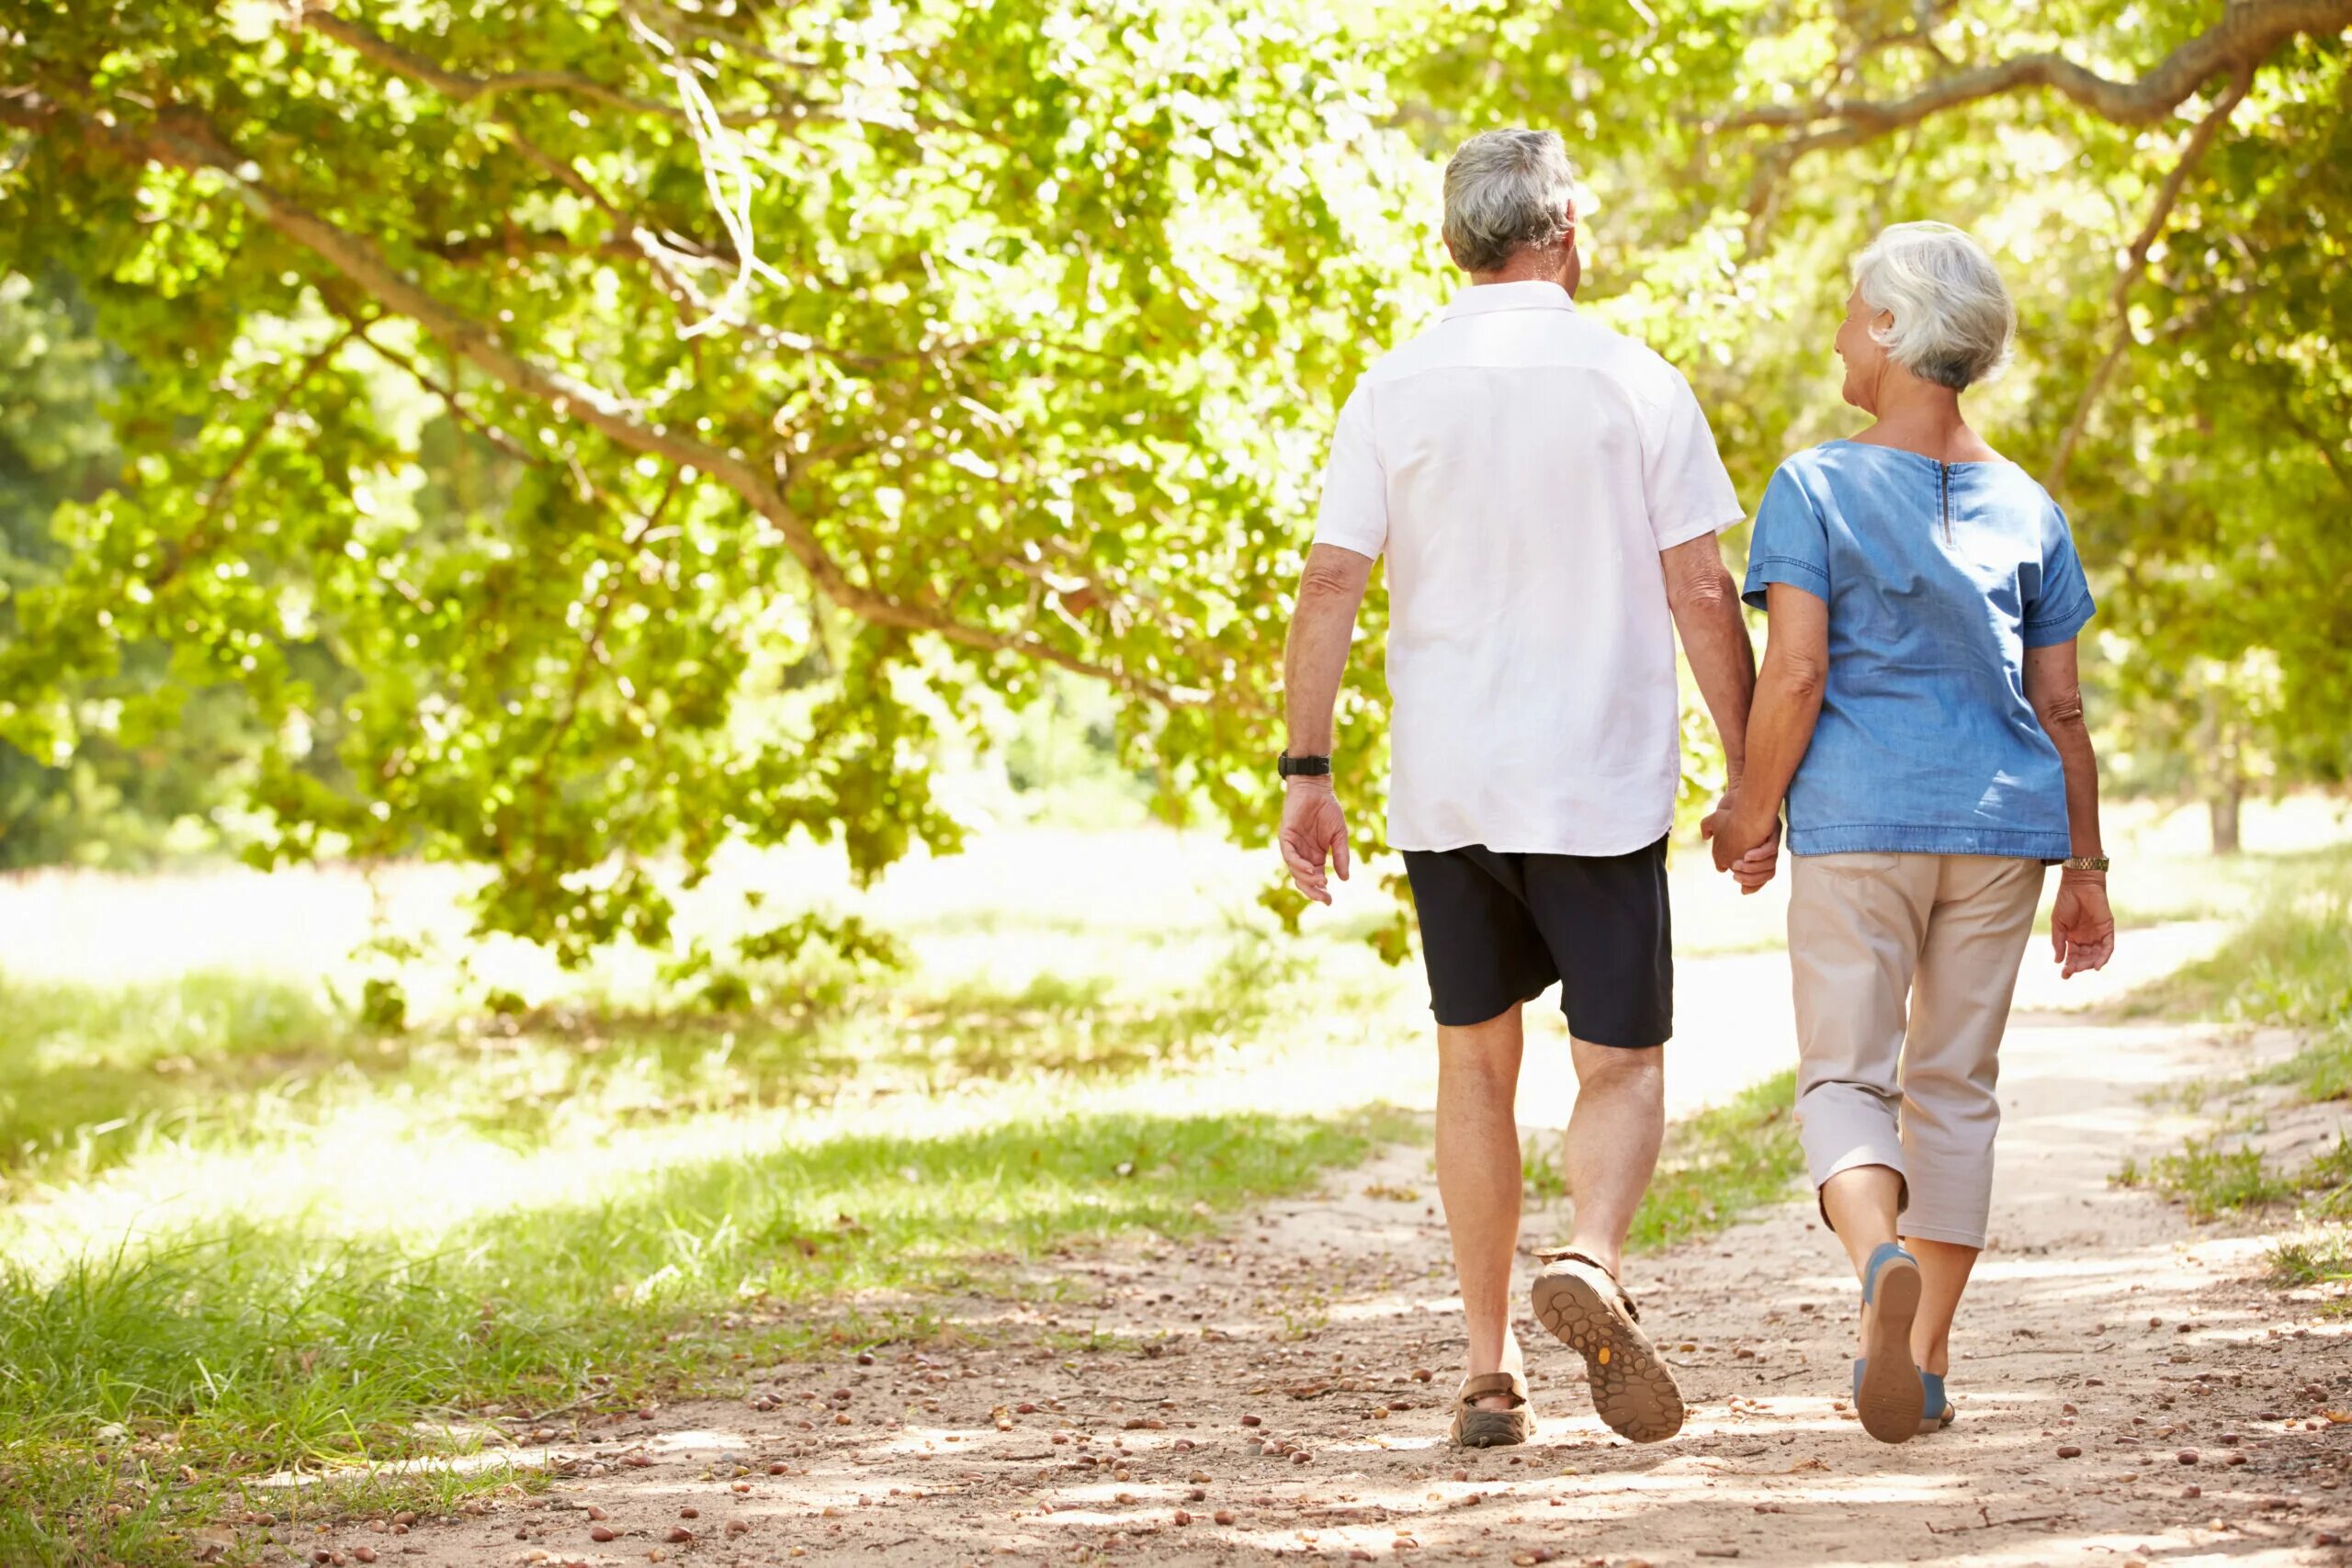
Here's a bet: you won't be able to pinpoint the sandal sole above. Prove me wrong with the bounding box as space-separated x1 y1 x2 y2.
1531 1269 1684 1443
1858 1259 1926 1445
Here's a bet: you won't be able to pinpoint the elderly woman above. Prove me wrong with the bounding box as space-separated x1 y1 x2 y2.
1711 221 2117 1445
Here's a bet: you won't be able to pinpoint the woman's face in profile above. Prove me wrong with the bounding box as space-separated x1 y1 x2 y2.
1834 286 1890 412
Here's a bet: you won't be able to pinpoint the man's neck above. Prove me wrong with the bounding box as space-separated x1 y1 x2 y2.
1466 251 1576 296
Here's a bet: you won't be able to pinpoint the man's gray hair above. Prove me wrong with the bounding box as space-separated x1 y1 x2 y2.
1442 130 1579 273
1853 221 2017 391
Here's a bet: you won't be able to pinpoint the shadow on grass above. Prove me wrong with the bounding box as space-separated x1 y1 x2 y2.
0 971 394 1183
0 940 1311 1180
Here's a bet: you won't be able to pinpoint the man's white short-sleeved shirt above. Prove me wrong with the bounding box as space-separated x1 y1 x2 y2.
1312 280 1744 857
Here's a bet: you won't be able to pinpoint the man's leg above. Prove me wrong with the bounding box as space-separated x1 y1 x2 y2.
1436 1003 1526 1410
1557 1038 1665 1281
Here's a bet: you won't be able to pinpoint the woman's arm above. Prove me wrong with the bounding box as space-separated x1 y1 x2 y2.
1710 582 1828 882
2024 637 2116 976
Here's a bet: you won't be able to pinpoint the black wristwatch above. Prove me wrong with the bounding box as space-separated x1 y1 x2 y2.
1277 752 1332 780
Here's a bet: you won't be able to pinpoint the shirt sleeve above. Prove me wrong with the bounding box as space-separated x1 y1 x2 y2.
1643 368 1747 550
1740 463 1830 609
1309 383 1387 561
2023 501 2097 648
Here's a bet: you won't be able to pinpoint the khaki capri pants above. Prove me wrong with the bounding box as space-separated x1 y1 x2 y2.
1788 852 2046 1249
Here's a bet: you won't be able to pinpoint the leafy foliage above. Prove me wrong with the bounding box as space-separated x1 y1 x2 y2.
2 0 2346 953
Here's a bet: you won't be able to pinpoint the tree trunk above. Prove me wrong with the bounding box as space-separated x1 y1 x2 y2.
2209 779 2243 856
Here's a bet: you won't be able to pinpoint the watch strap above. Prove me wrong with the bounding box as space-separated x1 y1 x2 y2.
2063 855 2110 873
1277 752 1332 779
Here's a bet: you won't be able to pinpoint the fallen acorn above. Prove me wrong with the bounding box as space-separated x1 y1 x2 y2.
2178 1450 2199 1465
1172 1510 1192 1527
725 1520 751 1537
588 1526 617 1543
666 1527 695 1544
352 1553 377 1566
1213 1510 1235 1526
2057 1446 2083 1459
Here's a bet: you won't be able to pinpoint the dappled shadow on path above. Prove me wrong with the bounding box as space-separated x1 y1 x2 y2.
286 1007 2352 1567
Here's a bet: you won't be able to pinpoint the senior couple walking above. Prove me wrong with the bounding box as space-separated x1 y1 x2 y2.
1277 129 2118 1450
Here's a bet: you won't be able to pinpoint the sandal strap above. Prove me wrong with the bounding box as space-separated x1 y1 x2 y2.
1532 1247 1642 1323
1457 1371 1527 1408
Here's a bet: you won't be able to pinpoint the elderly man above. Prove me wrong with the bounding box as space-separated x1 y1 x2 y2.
1277 130 1758 1449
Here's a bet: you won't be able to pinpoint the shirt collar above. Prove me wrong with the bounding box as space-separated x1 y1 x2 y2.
1441 280 1577 320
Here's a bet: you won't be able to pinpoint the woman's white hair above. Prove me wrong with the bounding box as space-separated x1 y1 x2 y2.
1442 130 1579 273
1853 221 2017 391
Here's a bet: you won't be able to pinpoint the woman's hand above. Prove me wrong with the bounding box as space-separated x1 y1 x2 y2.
1703 799 1782 893
2051 870 2116 977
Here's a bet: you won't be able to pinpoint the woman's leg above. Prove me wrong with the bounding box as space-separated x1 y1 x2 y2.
1896 856 2045 1373
1787 854 1937 1269
1910 1241 1979 1377
1821 1165 1905 1273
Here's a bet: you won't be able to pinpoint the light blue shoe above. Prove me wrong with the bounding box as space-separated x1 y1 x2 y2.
1919 1371 1955 1433
1849 1242 1925 1444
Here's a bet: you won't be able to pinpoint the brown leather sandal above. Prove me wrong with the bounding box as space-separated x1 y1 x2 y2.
1448 1370 1535 1449
1530 1248 1685 1444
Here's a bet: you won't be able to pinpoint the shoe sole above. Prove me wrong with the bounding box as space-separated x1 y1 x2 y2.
1857 1258 1926 1445
1531 1269 1684 1443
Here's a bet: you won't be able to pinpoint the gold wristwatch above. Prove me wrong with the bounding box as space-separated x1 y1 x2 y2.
2063 856 2110 873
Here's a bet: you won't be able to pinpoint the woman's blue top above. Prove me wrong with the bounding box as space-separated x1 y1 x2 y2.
1740 439 2095 860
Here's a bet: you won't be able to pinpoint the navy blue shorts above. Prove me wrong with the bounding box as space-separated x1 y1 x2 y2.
1400 837 1673 1048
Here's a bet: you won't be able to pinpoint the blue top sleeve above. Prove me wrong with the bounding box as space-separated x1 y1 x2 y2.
1740 462 1830 610
2022 502 2097 648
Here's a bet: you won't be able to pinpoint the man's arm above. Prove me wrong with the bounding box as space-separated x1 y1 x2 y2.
1713 581 1828 878
1661 531 1757 793
1278 543 1374 904
2025 638 2115 977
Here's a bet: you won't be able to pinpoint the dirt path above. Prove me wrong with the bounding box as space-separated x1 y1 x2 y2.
301 970 2350 1568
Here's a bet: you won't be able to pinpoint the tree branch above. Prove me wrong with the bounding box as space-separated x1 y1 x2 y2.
20 92 1218 710
1714 0 2352 148
2045 67 2254 492
161 321 361 586
291 10 832 130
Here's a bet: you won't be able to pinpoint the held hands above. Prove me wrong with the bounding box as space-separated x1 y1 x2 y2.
1702 793 1781 895
2051 870 2117 977
1278 778 1351 905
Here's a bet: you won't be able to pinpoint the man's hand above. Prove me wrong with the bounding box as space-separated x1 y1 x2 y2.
2051 871 2116 977
1278 780 1351 905
1702 798 1781 894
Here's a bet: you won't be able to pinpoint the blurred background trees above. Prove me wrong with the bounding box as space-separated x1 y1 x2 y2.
1 0 2345 952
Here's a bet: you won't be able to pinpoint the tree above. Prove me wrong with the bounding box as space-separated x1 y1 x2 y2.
0 0 1431 960
3 0 2345 948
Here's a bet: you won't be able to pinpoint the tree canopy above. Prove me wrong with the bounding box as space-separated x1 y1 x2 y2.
2 0 2346 961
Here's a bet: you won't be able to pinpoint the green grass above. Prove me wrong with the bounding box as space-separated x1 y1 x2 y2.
2271 1230 2352 1292
0 854 1425 1568
1523 1070 1804 1253
1632 1071 1804 1251
2116 847 2352 1280
0 1104 1406 1566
